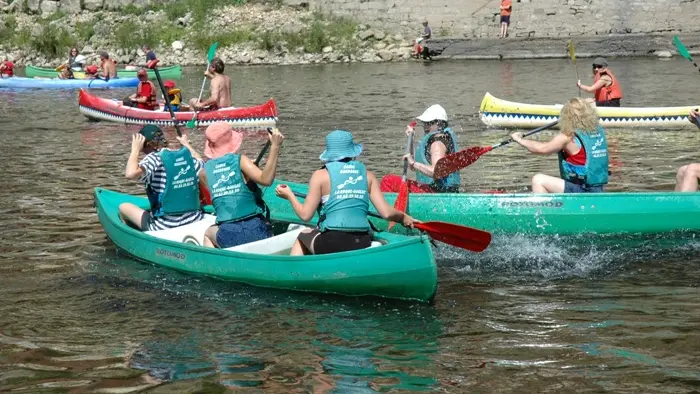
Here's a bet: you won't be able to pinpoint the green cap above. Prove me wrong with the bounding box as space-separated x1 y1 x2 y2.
139 124 165 142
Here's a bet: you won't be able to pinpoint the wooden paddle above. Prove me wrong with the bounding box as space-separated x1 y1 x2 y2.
433 120 558 179
568 39 581 98
389 120 416 230
187 42 219 128
287 188 492 253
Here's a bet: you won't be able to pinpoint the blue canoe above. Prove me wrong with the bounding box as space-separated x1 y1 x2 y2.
0 76 139 89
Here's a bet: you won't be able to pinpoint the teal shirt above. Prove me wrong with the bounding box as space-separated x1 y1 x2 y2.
319 161 370 232
204 153 264 224
558 126 609 186
415 127 460 191
149 147 200 217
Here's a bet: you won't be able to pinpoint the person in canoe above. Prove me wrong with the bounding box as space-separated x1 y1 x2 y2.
510 97 609 193
275 130 416 256
118 124 205 231
143 45 157 63
126 69 158 110
162 80 182 111
577 57 623 107
0 59 14 77
188 57 231 111
673 110 700 191
99 51 117 81
380 104 460 193
198 122 284 248
85 65 99 79
58 47 86 79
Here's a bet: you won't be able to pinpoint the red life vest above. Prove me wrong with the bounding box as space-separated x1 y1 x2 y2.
136 80 158 110
1 61 14 77
594 69 623 103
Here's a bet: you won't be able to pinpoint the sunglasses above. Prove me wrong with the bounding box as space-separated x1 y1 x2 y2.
592 64 604 69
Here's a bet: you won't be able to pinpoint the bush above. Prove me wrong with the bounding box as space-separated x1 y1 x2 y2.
191 27 256 52
30 24 74 58
0 15 18 43
114 20 142 49
75 21 95 43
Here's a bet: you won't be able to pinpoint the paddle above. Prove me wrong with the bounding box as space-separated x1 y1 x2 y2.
286 189 492 253
199 128 274 206
568 39 580 97
148 59 183 137
389 120 416 230
186 42 218 128
672 36 700 129
433 120 559 179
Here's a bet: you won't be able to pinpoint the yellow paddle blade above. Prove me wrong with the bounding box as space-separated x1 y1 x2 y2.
55 64 66 71
568 40 576 64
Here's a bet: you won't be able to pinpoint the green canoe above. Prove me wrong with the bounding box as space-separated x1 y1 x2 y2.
24 64 183 80
94 188 438 302
262 180 700 236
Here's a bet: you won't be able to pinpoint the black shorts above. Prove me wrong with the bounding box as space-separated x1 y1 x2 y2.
500 15 510 24
596 98 621 107
298 229 372 255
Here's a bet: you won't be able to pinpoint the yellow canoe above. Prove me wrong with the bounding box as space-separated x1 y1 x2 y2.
479 92 698 129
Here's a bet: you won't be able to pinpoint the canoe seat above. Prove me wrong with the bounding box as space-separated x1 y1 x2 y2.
369 241 382 248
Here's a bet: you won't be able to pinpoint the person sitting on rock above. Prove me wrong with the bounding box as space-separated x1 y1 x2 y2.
188 57 231 111
127 69 158 110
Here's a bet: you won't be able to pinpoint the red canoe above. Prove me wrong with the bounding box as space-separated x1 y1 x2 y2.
78 89 278 128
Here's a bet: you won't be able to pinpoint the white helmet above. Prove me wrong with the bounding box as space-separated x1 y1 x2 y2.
416 104 448 122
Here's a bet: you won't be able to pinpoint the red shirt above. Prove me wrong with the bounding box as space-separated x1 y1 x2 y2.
137 82 154 110
565 144 586 165
1 61 14 76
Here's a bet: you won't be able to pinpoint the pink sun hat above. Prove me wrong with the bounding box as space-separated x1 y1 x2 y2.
204 122 243 159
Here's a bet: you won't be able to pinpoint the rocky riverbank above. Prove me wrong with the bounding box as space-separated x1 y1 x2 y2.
0 2 418 68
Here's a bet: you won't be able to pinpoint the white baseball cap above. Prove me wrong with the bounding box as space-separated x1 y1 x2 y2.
416 104 448 122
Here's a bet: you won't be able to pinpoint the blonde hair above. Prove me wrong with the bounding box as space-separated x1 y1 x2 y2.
559 97 599 136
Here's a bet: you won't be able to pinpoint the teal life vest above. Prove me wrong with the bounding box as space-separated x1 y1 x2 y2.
204 153 265 224
415 127 460 192
147 147 201 217
318 161 370 232
558 126 609 186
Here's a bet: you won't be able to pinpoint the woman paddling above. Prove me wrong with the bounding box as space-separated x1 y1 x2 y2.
275 130 416 256
510 97 609 193
199 122 284 248
380 104 460 193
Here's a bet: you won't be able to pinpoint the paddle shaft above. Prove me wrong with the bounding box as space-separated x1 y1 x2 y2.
187 63 210 127
255 128 274 165
151 65 182 137
491 119 558 150
401 132 414 181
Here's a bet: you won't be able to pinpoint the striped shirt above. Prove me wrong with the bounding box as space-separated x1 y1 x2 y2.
140 150 204 231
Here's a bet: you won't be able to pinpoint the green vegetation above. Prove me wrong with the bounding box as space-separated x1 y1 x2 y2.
30 23 74 58
0 15 18 43
439 26 451 37
191 27 256 52
74 21 95 42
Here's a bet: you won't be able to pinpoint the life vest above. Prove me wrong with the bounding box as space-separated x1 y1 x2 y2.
2 61 14 77
70 54 86 71
204 153 265 224
168 88 182 106
136 80 158 110
146 148 201 217
318 161 370 232
415 128 460 192
594 69 622 104
85 65 98 75
558 126 609 187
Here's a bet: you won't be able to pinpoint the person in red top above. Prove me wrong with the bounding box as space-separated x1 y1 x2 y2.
128 69 158 110
577 57 623 107
85 65 99 79
499 0 512 38
0 60 14 77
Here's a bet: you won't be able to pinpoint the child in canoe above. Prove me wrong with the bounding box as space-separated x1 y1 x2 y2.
275 130 416 256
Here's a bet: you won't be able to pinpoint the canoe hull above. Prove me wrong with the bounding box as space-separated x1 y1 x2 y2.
480 92 698 129
94 188 437 302
263 180 700 236
79 89 278 128
0 76 139 89
24 64 183 80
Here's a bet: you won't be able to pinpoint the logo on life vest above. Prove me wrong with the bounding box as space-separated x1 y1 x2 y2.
174 165 191 181
592 138 604 150
337 176 363 190
213 170 236 189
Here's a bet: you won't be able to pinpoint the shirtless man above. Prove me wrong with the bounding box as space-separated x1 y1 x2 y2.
100 51 117 80
188 57 231 110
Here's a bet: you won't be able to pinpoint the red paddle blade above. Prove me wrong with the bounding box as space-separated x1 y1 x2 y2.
199 180 212 206
415 221 491 252
434 146 492 179
389 181 409 230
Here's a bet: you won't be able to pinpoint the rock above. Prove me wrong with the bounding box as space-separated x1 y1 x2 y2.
26 0 41 12
374 42 386 50
281 22 303 35
374 30 386 40
236 54 251 63
83 0 102 11
322 46 333 53
117 54 130 64
358 30 374 40
656 50 672 58
357 24 368 31
378 50 393 61
132 0 147 8
176 12 192 26
103 0 132 10
59 0 81 13
31 24 44 37
392 34 403 42
81 45 94 54
136 48 145 57
171 40 184 51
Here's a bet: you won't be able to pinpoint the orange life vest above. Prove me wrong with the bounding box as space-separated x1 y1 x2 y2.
136 80 158 110
594 69 623 103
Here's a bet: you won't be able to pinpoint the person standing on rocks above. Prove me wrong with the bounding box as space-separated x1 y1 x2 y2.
99 52 117 81
188 57 231 111
577 57 623 107
499 0 512 38
422 20 431 40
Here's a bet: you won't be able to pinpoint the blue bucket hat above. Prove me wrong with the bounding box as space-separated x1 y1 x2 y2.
319 130 363 162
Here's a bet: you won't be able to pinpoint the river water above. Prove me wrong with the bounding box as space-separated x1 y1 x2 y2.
1 58 699 392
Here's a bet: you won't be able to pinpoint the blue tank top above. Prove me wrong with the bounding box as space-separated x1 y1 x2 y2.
318 161 370 232
148 147 200 217
558 126 609 186
204 153 264 224
415 128 460 191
